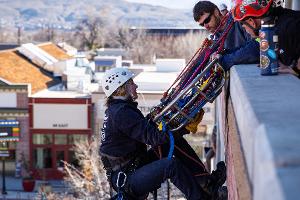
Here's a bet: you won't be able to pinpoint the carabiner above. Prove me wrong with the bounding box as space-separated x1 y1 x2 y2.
116 171 127 188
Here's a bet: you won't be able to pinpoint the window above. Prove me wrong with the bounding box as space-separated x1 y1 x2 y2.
54 134 67 145
7 150 16 160
68 134 88 145
33 148 52 169
8 141 16 149
0 142 8 148
55 150 65 169
33 134 52 145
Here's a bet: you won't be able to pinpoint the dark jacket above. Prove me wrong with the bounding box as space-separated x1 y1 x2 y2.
272 7 300 66
100 99 167 158
219 14 260 70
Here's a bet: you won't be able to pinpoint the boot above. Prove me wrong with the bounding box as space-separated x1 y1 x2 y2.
196 161 227 200
211 161 226 188
217 186 228 200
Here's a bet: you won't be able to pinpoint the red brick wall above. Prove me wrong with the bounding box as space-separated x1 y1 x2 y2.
16 91 30 161
16 116 30 161
17 93 28 108
226 118 239 200
217 91 252 200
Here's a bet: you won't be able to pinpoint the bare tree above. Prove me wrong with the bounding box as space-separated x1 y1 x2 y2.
63 137 110 199
127 29 154 63
74 16 108 50
0 27 18 43
123 30 208 64
171 31 208 60
108 25 135 49
32 26 57 43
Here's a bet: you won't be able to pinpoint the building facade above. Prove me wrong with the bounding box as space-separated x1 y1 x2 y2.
29 97 92 179
0 81 29 175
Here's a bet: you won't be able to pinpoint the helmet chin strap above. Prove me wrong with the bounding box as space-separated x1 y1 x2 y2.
112 96 128 100
112 94 136 102
241 20 260 37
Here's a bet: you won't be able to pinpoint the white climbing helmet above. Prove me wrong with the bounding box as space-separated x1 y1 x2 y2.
219 3 227 11
101 67 135 98
273 0 284 7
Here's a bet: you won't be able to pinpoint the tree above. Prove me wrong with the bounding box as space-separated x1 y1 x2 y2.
123 30 208 64
74 16 108 50
32 25 56 43
63 137 110 199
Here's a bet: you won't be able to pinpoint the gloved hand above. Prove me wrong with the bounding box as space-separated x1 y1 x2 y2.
185 109 205 133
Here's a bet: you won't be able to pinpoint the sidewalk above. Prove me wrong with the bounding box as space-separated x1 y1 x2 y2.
0 176 69 200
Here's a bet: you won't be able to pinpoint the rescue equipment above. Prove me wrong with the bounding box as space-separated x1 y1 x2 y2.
149 13 234 132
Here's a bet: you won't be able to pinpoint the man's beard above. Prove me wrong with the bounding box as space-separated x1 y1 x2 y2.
214 16 222 33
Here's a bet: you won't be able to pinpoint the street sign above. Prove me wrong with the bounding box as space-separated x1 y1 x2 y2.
0 150 9 157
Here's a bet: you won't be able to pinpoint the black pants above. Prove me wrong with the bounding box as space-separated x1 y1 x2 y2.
111 157 205 200
110 137 208 199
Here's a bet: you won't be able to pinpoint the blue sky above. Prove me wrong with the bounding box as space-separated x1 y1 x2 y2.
125 0 231 10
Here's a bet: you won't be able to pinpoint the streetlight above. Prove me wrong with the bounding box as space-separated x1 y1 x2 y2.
1 142 7 195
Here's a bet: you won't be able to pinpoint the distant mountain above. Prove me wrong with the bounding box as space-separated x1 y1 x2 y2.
0 0 197 30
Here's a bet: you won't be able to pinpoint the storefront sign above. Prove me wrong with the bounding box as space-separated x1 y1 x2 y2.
52 123 68 128
0 92 17 108
0 120 20 142
33 104 88 129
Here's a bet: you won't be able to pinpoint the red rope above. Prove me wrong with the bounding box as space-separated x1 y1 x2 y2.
174 144 208 174
182 16 234 90
163 14 233 102
154 13 234 176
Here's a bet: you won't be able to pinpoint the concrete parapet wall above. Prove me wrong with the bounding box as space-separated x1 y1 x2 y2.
228 65 300 200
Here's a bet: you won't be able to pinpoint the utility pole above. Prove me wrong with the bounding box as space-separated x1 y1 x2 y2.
17 26 21 45
2 157 6 195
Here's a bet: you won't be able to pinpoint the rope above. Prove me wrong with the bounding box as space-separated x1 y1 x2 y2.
164 38 211 97
183 15 234 89
167 131 174 160
162 120 175 160
166 12 229 96
161 120 208 173
164 13 234 103
174 145 208 172
152 12 235 184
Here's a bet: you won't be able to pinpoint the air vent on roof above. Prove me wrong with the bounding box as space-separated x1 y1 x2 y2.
57 42 77 56
18 43 58 72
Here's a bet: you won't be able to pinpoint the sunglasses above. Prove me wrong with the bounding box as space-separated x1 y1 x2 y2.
199 14 212 27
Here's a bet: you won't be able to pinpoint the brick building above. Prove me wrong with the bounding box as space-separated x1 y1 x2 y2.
0 42 94 179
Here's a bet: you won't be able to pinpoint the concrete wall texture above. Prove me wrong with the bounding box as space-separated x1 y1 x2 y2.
217 64 300 200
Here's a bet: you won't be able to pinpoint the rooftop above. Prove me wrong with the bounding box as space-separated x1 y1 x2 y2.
38 42 72 60
0 49 59 94
134 72 178 93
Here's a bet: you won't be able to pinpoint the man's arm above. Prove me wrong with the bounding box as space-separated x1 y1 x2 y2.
219 39 260 71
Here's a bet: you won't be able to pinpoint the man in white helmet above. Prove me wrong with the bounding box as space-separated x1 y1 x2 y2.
219 3 228 16
99 68 226 200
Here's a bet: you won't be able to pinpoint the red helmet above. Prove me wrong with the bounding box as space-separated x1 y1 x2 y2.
233 0 273 21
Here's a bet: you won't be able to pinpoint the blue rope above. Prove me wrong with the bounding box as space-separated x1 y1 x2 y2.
162 120 174 160
167 130 174 160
